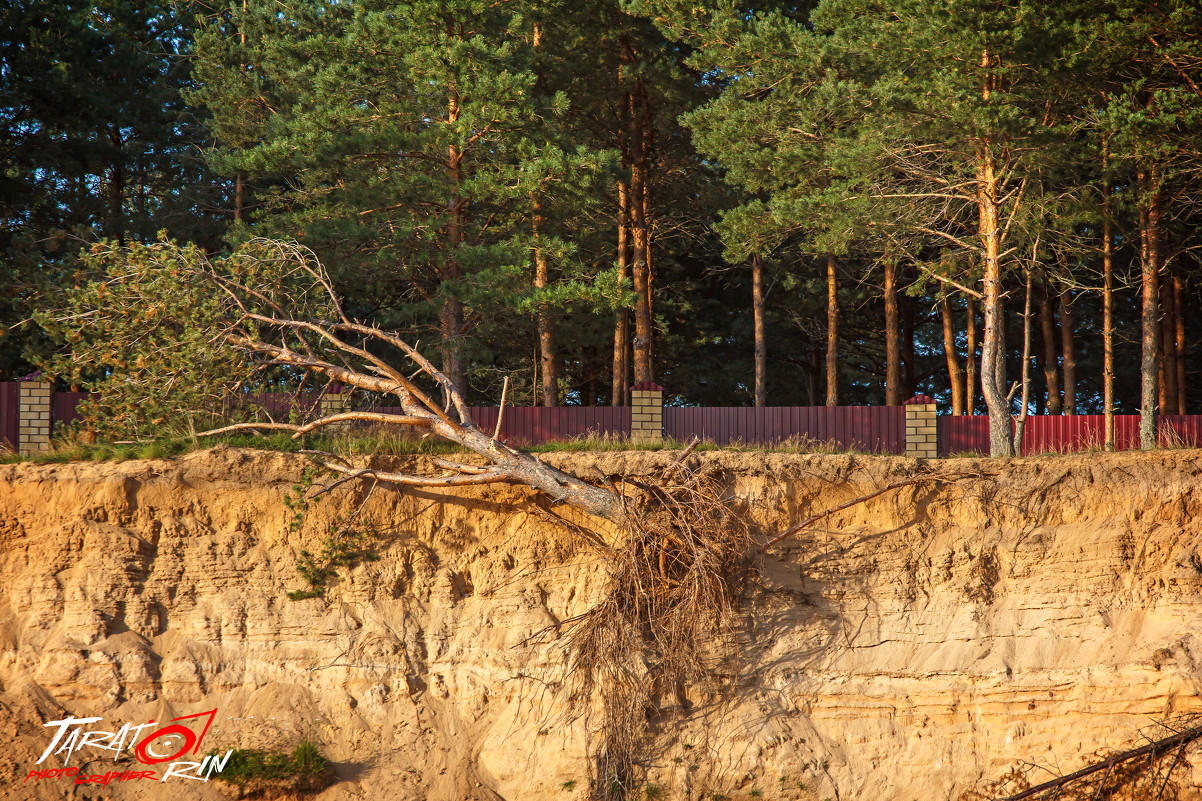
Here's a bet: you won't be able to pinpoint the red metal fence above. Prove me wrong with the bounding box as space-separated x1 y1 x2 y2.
362 405 905 450
470 406 629 444
363 405 630 445
0 382 17 451
938 414 1202 456
664 405 906 453
51 392 93 428
241 391 324 420
7 383 1202 455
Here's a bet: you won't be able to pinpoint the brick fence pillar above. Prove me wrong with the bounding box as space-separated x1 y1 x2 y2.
904 395 937 458
19 380 52 455
319 385 351 430
631 381 664 444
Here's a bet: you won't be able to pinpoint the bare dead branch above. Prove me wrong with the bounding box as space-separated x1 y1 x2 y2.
196 421 313 437
198 411 432 440
432 458 492 475
494 375 509 440
1002 721 1202 801
315 459 516 487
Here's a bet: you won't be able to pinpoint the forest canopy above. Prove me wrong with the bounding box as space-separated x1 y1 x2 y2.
4 0 1201 452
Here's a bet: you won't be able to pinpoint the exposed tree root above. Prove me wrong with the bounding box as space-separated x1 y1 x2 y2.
560 447 753 799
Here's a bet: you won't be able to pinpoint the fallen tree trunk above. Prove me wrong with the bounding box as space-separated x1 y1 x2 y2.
200 242 624 523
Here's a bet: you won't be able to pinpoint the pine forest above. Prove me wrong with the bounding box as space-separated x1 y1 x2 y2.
4 0 1202 456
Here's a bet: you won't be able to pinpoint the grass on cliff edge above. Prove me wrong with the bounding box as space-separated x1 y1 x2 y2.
0 429 876 464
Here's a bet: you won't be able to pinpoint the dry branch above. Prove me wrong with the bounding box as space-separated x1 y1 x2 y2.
1002 721 1202 800
199 411 432 439
196 243 623 523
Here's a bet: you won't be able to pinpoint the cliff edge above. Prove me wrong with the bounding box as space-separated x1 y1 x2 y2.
1 447 1201 800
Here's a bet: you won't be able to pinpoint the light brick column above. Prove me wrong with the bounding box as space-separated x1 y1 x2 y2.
18 380 52 455
630 381 664 444
904 395 937 459
319 385 351 429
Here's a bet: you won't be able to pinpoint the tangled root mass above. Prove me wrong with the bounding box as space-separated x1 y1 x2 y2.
561 455 755 798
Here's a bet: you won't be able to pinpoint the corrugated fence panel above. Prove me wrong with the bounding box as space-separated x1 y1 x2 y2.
1023 415 1096 454
1021 414 1196 454
1161 415 1202 447
1115 416 1140 450
52 392 93 428
937 416 990 456
937 414 1202 456
0 382 18 451
464 406 629 446
662 406 904 452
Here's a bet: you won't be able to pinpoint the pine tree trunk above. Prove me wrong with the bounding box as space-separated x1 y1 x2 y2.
611 64 631 407
995 300 1007 411
752 254 766 407
443 91 466 394
642 115 655 375
630 85 653 385
975 50 1014 456
884 258 902 405
1014 269 1033 452
966 296 977 415
613 178 630 406
1175 274 1186 414
1039 281 1061 415
1034 345 1047 416
977 145 1013 454
533 195 557 406
902 284 916 399
1160 271 1176 415
1138 166 1161 449
826 254 839 406
1103 203 1115 450
1059 285 1076 415
941 295 965 416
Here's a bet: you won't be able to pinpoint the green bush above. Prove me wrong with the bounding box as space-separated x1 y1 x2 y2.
213 741 329 786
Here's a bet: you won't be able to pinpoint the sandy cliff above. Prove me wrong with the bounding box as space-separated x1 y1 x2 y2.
1 447 1201 800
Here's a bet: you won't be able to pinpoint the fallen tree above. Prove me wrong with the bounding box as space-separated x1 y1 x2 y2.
40 238 754 798
198 243 757 795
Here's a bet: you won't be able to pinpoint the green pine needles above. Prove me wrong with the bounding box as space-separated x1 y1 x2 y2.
284 468 380 602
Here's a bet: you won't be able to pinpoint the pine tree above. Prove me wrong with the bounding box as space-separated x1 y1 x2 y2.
192 0 614 397
1087 0 1202 447
652 0 1086 453
2 0 224 378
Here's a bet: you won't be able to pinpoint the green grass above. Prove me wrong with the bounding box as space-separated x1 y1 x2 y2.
1 425 887 465
0 430 469 465
212 741 328 786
